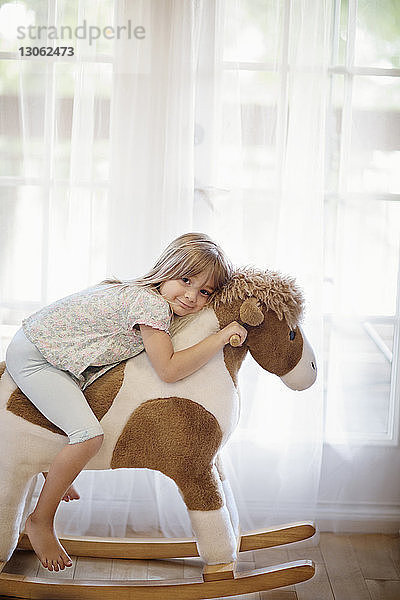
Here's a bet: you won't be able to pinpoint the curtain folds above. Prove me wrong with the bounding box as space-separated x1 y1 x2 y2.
3 0 329 538
106 0 196 278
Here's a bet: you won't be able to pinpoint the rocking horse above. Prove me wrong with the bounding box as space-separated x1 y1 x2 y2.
0 267 317 599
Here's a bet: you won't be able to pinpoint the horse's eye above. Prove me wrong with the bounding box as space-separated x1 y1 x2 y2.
289 330 296 341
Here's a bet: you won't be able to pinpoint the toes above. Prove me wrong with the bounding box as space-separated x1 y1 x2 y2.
58 558 66 571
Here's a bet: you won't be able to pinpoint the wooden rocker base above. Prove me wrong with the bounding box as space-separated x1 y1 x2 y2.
0 522 316 599
0 561 314 600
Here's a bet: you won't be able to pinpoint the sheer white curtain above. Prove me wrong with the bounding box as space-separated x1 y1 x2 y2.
1 0 329 537
192 0 328 529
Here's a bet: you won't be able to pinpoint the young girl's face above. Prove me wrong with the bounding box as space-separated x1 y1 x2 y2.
160 271 215 316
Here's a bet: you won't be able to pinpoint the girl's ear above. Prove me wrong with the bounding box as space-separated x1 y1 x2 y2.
239 297 265 326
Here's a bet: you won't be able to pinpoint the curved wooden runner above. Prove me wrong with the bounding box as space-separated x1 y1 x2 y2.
17 522 316 559
0 561 314 600
0 522 316 599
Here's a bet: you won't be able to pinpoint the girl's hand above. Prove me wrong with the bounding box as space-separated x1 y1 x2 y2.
218 321 248 346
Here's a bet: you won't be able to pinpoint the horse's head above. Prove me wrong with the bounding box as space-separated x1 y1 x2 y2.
213 268 317 391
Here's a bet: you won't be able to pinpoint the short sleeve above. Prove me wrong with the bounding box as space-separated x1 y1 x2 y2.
126 287 171 333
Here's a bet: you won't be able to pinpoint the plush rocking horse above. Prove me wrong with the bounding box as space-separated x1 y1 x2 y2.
0 268 317 599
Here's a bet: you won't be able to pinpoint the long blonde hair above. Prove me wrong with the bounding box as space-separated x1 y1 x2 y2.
102 232 233 334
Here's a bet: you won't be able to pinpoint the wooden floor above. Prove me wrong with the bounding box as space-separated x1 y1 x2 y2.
1 533 399 600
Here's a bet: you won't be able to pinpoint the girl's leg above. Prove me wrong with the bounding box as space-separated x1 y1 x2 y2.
26 435 103 571
42 473 80 502
6 329 104 572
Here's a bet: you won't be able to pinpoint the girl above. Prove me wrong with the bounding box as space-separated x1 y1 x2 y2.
5 232 247 573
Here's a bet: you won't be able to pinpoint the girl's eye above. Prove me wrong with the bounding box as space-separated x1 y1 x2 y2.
181 277 190 284
200 289 211 296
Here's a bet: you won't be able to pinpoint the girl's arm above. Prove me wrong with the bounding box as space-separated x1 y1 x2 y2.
139 322 247 383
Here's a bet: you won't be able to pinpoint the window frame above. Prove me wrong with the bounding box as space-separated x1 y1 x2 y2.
325 0 400 446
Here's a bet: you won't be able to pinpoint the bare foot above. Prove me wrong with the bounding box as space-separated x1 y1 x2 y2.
62 484 80 502
25 514 72 572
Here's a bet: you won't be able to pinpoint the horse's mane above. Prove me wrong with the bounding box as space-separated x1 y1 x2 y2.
213 267 305 329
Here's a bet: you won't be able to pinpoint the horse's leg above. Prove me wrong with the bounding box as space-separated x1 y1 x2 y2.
180 463 238 565
214 454 240 538
0 465 39 562
0 369 40 562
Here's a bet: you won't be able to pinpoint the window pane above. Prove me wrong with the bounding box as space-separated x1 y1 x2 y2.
334 198 398 316
223 0 282 65
325 197 399 440
221 69 279 187
55 0 115 56
326 315 394 437
325 74 344 194
349 77 400 194
337 0 349 66
0 185 44 304
0 0 48 53
53 62 111 182
216 68 280 263
355 0 400 68
46 186 108 300
0 59 111 181
0 61 47 178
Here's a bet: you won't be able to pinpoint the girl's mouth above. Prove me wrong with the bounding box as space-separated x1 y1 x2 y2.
177 299 193 309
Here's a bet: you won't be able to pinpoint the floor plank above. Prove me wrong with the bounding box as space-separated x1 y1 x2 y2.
349 534 400 580
2 550 39 576
386 535 400 578
111 558 148 579
260 592 297 600
254 547 295 592
182 556 203 578
254 547 291 570
147 557 185 580
288 545 334 600
319 533 371 600
73 556 113 579
218 594 260 600
366 579 400 600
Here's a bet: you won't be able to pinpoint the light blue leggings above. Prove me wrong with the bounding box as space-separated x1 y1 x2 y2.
6 328 104 444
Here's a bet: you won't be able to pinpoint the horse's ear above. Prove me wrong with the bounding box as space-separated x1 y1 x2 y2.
239 297 265 326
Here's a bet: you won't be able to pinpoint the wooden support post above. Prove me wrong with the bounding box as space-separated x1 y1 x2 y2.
202 561 235 581
202 529 241 582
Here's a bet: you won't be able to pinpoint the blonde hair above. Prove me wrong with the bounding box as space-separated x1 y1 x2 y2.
102 232 233 334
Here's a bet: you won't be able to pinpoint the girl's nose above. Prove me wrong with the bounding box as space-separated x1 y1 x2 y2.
185 291 196 303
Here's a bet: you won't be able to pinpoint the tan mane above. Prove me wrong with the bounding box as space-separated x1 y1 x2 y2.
213 267 305 329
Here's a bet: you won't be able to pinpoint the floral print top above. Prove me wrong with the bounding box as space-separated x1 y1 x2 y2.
22 283 172 389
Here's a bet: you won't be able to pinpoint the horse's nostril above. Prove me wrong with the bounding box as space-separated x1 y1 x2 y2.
311 361 316 370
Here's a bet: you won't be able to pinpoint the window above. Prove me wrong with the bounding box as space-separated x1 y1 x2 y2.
324 0 400 444
0 0 113 355
194 0 400 445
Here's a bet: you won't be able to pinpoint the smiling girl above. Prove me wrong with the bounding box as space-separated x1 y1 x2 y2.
5 232 247 573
